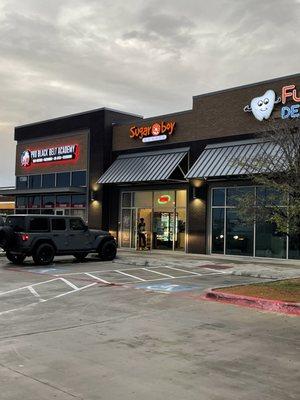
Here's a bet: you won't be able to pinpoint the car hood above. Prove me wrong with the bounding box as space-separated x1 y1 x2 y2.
89 229 112 237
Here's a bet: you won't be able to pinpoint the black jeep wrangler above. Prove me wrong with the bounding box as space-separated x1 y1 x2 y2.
0 215 117 265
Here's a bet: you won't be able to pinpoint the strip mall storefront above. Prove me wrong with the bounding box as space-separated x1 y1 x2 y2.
1 74 299 260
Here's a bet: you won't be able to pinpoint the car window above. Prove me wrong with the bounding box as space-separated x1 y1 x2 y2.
5 216 26 232
51 218 66 231
29 217 49 232
70 218 86 231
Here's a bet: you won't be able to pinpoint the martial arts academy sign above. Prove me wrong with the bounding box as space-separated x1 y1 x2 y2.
20 144 78 167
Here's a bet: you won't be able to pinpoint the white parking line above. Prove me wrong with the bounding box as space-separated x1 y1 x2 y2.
0 278 59 296
85 272 111 284
115 270 146 281
163 266 202 276
142 268 174 278
27 286 41 299
59 278 79 290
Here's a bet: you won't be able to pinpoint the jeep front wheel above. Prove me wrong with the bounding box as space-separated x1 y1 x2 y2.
6 251 26 265
33 243 55 266
98 241 117 261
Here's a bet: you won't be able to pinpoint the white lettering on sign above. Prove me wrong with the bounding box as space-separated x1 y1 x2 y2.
20 144 78 168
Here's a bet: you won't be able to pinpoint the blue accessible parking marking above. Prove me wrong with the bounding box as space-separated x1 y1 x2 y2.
135 282 200 293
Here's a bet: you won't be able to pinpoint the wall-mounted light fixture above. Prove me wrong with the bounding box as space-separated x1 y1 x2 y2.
91 190 96 202
192 187 201 199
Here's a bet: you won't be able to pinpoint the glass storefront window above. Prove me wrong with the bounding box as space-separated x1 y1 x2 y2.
256 187 286 206
122 192 132 208
28 196 41 209
16 196 27 208
42 196 55 209
42 174 55 188
210 186 298 259
71 194 86 208
72 171 86 187
57 195 71 208
121 208 131 248
211 208 224 254
212 189 225 206
176 190 187 207
289 234 300 259
255 221 286 258
175 208 186 251
16 176 28 189
134 191 152 208
29 175 41 189
227 187 255 207
226 209 254 256
56 172 70 187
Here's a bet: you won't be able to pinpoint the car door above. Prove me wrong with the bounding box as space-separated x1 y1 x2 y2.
51 218 69 252
69 218 93 251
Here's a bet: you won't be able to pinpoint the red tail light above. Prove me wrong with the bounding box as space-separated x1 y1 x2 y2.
21 234 30 242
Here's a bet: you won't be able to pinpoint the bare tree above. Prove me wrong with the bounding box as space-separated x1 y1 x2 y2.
234 121 300 236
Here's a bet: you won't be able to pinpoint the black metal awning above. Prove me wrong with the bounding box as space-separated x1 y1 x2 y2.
98 147 189 184
186 139 284 179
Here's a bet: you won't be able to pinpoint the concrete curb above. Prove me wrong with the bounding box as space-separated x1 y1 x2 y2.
204 288 300 316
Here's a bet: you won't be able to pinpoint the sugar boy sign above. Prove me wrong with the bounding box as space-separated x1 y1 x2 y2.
244 84 300 121
130 121 176 143
21 144 77 167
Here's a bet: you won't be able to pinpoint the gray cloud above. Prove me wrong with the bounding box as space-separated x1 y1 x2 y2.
0 0 299 185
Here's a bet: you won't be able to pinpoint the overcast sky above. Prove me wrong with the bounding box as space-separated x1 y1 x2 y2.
0 0 299 186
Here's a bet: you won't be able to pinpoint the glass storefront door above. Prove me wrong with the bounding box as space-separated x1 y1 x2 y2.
119 190 186 251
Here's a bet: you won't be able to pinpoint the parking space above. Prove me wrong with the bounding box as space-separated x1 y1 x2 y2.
0 257 265 316
0 255 299 400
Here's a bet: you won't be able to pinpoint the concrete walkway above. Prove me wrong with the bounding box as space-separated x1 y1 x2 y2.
115 249 300 280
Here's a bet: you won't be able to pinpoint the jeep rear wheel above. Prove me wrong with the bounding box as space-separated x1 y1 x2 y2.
33 243 55 266
98 241 117 261
0 227 15 250
6 251 26 265
73 252 88 261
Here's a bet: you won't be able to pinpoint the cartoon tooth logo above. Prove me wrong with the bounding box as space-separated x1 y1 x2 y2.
244 90 280 121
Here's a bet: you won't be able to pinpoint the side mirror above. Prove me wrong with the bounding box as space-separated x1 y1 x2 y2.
0 217 4 227
84 225 89 231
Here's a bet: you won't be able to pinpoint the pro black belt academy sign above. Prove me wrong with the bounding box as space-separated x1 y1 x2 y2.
21 144 78 167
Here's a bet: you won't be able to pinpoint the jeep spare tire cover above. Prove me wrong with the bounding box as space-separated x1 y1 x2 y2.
0 226 15 249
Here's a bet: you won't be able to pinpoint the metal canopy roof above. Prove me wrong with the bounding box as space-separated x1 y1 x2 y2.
98 147 189 184
186 139 284 179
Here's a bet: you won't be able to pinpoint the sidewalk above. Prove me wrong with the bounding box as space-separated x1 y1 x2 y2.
114 249 300 280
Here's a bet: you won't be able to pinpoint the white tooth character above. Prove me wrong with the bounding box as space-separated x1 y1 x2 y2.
250 90 276 121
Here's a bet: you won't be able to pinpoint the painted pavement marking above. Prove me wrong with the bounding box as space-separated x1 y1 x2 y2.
84 272 111 284
114 270 146 281
142 268 175 278
27 286 42 299
59 277 79 290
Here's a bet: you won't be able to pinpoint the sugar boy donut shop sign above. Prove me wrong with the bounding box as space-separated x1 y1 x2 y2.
129 121 176 143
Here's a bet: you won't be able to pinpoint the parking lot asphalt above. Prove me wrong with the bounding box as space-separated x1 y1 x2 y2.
0 255 299 400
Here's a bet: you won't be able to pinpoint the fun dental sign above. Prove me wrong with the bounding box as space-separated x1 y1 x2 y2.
129 121 176 143
21 144 77 167
244 84 300 121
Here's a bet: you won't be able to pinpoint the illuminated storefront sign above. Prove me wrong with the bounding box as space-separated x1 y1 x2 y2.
20 144 78 168
157 194 171 205
244 84 300 121
130 121 176 143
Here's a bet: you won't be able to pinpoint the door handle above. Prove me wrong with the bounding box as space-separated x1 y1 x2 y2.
53 234 59 237
69 234 75 237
